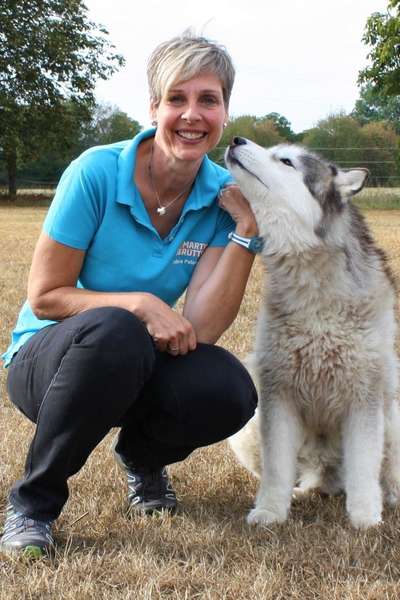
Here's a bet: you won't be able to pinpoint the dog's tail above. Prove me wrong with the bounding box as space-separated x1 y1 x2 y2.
228 409 262 479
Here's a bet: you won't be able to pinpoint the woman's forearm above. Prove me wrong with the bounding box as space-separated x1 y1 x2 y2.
184 183 259 344
30 285 198 355
183 243 255 343
29 286 151 322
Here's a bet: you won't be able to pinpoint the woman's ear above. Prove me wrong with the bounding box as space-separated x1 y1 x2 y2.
224 109 229 126
149 99 158 123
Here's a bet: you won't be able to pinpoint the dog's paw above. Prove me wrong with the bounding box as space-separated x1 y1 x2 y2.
348 509 382 529
382 479 400 506
292 486 310 500
246 507 287 527
347 486 382 529
385 489 400 507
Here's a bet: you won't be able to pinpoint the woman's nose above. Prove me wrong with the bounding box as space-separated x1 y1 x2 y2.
180 103 201 122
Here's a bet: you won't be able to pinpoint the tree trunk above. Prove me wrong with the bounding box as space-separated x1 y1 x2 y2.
6 148 17 197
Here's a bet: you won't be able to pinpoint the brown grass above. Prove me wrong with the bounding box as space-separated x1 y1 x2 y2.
0 207 400 599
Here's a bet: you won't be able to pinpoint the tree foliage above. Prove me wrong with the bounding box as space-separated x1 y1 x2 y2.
358 0 400 95
0 0 124 194
352 83 400 134
303 113 364 161
208 114 288 164
80 103 142 150
303 112 399 186
1 103 142 186
360 121 399 186
258 113 296 141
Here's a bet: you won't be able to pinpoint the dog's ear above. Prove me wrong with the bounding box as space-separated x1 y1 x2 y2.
335 168 369 197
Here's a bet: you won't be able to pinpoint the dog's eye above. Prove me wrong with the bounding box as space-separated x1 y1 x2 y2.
280 158 294 168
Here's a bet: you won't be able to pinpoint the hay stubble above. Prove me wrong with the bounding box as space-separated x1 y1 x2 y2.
0 205 399 599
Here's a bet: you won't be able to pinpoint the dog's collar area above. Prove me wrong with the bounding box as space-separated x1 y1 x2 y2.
228 231 265 254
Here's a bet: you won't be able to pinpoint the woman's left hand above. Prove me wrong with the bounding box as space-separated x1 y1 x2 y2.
218 184 259 237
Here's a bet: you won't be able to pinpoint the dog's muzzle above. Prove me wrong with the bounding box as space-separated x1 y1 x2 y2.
226 137 247 167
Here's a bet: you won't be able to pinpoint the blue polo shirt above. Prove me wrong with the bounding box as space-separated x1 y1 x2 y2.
2 128 235 366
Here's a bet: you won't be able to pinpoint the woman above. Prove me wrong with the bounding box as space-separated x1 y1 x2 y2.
1 33 260 557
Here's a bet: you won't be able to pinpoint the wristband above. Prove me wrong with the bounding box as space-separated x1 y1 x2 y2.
228 231 264 254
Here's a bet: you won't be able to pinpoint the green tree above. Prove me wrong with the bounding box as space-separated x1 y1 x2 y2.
358 0 400 95
253 118 284 148
6 102 143 186
257 113 296 141
208 114 284 164
352 83 400 134
359 121 399 187
303 112 400 187
0 101 92 188
0 0 124 195
81 103 142 149
302 113 365 167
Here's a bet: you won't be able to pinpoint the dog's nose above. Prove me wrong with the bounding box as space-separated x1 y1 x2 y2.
232 136 247 146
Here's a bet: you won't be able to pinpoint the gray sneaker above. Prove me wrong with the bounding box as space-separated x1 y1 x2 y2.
0 504 54 558
113 445 177 515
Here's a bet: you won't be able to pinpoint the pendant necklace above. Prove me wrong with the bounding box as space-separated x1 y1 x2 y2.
148 143 194 216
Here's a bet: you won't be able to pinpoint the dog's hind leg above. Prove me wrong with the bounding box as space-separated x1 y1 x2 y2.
293 467 322 499
382 398 400 506
343 403 384 528
247 397 304 527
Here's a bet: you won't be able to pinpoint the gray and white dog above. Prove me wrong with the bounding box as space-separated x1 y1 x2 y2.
225 137 400 529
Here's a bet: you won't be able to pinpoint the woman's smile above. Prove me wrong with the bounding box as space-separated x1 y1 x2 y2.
175 129 207 142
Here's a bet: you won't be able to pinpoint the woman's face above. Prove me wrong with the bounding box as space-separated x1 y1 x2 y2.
151 72 228 166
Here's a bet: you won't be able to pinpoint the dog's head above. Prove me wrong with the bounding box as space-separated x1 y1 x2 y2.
225 137 368 254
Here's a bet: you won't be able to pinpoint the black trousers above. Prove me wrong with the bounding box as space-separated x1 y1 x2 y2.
6 307 257 521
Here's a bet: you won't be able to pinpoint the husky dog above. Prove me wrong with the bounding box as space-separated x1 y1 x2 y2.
225 137 400 529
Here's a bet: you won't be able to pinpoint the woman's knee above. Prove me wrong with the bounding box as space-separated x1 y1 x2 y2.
209 345 257 429
75 307 152 353
216 359 258 431
71 307 156 376
168 343 258 432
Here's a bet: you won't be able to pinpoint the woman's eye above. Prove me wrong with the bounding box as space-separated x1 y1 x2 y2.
280 158 294 168
201 95 218 105
167 95 185 104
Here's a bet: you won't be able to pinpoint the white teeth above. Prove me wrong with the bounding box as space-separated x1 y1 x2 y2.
177 131 205 140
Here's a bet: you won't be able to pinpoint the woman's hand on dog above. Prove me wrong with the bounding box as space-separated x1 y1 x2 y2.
218 184 259 237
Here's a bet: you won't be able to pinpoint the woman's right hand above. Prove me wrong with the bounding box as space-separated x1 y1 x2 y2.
136 293 197 355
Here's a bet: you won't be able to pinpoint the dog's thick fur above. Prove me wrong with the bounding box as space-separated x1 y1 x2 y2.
226 139 400 529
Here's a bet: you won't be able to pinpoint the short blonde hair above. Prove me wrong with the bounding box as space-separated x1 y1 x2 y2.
147 32 235 108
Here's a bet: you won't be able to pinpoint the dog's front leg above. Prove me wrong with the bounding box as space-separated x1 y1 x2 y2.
343 403 384 528
247 398 303 527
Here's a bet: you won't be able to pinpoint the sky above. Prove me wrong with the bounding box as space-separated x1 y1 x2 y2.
84 0 389 134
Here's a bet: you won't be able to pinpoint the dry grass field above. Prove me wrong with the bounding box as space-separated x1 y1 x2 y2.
0 203 400 599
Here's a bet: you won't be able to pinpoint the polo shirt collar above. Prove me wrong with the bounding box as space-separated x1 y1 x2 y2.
116 128 221 219
116 127 154 210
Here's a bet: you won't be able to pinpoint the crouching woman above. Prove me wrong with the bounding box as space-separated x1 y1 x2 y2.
0 33 259 557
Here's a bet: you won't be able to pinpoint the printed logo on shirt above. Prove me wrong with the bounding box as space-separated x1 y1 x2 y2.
173 240 208 266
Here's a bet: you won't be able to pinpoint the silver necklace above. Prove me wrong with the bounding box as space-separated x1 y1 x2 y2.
148 143 194 216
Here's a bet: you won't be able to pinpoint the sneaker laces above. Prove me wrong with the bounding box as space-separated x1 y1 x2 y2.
2 504 54 545
127 467 176 501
